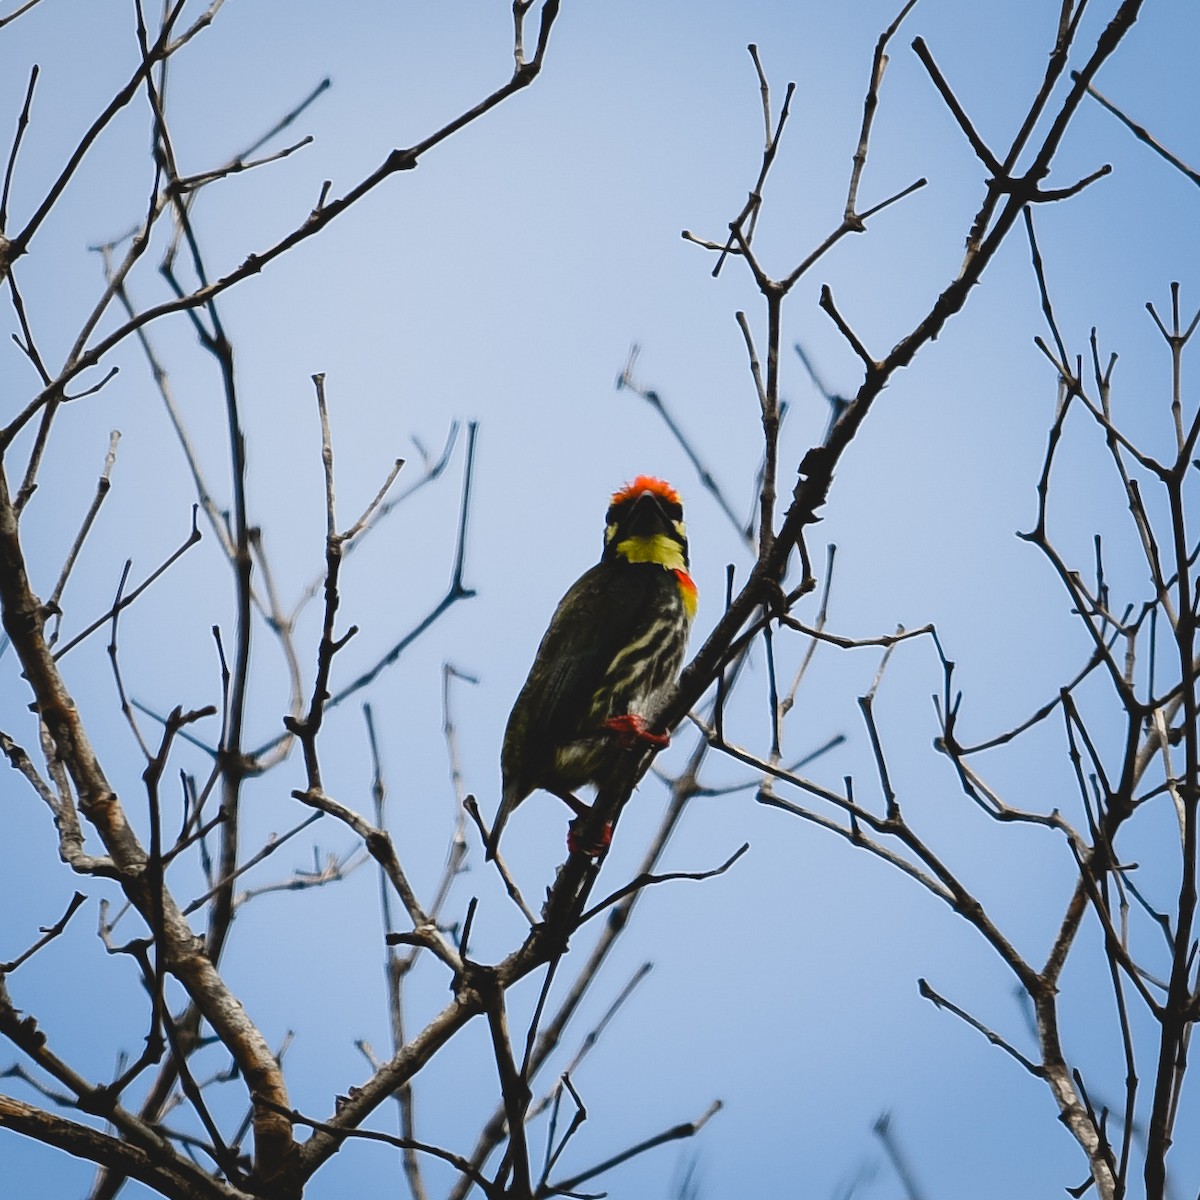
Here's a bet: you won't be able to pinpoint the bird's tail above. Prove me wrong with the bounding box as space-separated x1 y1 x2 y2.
485 789 516 861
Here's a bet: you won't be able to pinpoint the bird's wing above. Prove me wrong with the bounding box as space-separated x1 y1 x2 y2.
515 563 657 750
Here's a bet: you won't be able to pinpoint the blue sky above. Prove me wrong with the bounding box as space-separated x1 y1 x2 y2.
2 1 1199 1197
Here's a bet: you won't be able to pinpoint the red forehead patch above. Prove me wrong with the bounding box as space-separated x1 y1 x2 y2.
610 475 680 507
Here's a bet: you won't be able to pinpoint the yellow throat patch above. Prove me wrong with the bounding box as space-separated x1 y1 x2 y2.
614 533 687 571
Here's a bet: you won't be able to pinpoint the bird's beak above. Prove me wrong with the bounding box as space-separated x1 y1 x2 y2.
622 490 673 538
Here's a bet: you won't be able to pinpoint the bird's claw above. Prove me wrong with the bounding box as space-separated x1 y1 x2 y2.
603 713 670 749
568 816 613 858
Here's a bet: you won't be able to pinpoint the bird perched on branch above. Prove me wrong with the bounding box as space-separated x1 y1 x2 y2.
487 476 698 860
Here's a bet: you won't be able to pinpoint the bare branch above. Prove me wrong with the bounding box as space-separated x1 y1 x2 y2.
0 891 87 973
0 64 37 228
45 431 120 635
269 1100 499 1199
541 1100 722 1197
52 507 202 661
1079 74 1200 186
579 842 749 924
911 36 1002 174
918 978 1043 1076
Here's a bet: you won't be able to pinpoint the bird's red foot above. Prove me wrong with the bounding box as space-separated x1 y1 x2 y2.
603 713 670 750
567 816 613 858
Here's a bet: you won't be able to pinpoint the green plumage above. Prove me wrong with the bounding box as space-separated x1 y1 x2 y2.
488 483 694 860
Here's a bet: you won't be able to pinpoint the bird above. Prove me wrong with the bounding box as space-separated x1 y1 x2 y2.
487 475 698 860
